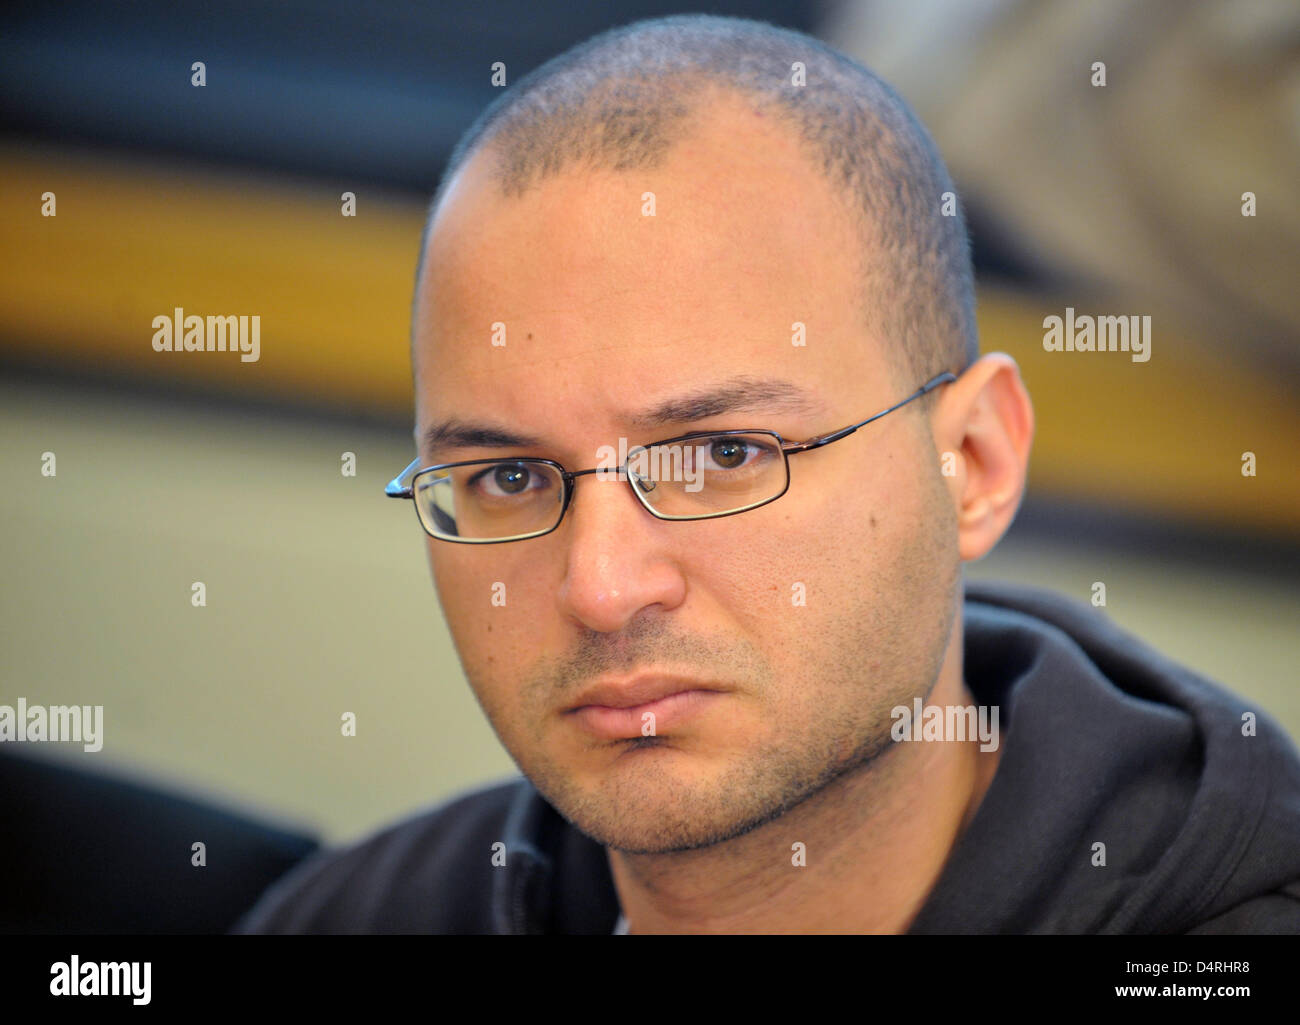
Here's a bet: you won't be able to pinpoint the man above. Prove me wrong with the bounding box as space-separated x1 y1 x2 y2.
235 14 1300 934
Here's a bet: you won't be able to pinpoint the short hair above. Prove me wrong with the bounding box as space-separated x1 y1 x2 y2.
413 13 978 387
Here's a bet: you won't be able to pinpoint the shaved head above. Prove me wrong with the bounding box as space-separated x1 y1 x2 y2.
414 13 978 387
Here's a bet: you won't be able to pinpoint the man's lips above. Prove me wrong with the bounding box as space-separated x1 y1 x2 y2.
564 676 727 740
567 690 723 740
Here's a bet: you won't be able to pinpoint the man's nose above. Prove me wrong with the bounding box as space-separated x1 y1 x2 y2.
554 473 688 634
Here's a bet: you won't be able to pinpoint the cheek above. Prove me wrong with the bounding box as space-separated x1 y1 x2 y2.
761 481 882 594
685 512 802 629
756 463 948 648
429 546 503 672
428 544 553 690
691 503 857 677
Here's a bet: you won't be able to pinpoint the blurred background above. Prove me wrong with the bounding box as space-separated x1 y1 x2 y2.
1 0 1297 930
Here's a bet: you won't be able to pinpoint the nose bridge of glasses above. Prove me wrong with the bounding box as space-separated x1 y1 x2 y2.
563 460 665 506
559 437 743 514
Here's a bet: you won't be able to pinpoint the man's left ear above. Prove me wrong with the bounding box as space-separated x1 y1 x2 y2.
931 353 1034 561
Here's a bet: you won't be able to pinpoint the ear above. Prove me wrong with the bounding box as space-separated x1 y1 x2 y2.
931 354 1034 561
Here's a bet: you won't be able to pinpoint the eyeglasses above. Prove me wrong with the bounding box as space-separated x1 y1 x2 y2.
386 371 956 543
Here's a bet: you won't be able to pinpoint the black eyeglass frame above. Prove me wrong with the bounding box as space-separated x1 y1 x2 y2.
385 371 957 544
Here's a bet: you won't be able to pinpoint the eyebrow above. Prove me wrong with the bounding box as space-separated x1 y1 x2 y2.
627 375 828 429
417 376 829 455
420 419 544 454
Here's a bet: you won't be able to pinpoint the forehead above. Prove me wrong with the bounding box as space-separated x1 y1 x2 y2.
413 100 879 438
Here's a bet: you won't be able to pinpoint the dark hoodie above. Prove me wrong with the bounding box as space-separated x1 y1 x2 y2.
232 579 1300 934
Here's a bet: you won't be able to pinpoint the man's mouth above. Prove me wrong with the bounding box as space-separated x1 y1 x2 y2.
564 675 728 740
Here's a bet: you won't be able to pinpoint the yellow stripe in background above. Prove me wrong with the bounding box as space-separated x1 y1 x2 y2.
1 141 1296 536
977 289 1299 537
0 140 421 411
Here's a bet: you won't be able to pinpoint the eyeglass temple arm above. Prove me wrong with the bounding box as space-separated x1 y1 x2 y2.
782 371 957 454
385 457 423 499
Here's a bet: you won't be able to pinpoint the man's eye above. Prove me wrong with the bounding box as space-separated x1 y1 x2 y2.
697 437 775 471
708 438 750 469
469 464 544 498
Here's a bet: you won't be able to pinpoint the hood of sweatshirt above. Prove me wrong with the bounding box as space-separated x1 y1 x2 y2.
904 578 1300 933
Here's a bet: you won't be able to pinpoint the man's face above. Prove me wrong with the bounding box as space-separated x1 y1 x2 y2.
412 98 961 854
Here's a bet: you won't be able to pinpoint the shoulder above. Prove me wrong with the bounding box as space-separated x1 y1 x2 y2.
230 777 527 934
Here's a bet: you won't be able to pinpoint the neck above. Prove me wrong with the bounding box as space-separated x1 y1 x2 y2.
606 625 1000 933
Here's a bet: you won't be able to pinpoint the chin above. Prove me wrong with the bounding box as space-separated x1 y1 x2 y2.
537 752 787 855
